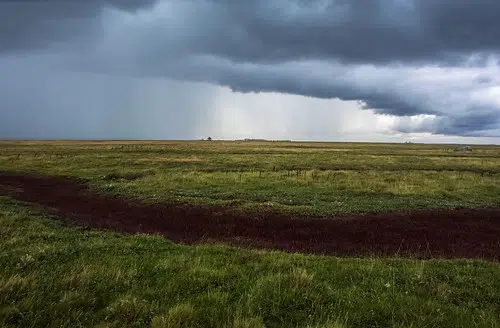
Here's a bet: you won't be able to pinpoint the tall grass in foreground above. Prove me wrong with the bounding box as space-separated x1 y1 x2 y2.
1 197 499 328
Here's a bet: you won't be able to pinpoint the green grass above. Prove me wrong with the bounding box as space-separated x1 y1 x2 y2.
1 141 500 327
1 197 499 328
1 141 499 216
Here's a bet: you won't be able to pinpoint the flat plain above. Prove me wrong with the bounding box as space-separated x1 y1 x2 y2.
1 140 499 328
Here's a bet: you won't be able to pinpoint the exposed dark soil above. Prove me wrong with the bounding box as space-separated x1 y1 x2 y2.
1 172 499 260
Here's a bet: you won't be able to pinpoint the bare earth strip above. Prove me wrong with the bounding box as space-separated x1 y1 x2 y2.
1 172 499 260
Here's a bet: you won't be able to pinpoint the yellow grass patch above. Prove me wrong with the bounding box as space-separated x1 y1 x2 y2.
137 156 204 163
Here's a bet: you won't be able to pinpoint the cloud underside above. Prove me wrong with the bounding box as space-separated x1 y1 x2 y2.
1 0 500 137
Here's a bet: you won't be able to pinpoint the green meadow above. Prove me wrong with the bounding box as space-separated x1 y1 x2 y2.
1 141 499 327
1 141 499 216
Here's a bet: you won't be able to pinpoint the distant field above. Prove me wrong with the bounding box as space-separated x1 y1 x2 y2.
1 140 499 215
1 141 499 328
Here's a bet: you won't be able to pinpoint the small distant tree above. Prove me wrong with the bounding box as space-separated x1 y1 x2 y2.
207 137 212 141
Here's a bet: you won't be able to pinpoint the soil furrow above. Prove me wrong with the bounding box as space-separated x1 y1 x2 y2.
1 172 499 260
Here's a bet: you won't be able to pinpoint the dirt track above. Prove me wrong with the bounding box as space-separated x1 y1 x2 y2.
1 172 499 260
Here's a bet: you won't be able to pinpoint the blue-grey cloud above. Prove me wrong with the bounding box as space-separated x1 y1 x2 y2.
190 0 500 64
1 0 500 138
3 0 500 61
0 0 155 52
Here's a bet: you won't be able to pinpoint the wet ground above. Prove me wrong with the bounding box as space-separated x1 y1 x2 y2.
1 172 499 260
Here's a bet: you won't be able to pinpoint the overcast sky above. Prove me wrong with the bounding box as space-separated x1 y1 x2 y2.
1 0 500 143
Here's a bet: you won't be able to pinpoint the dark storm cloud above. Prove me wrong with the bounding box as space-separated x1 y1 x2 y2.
0 0 155 52
3 0 500 61
192 0 500 65
153 0 500 64
440 112 500 136
438 112 500 137
393 110 500 137
172 58 435 117
1 0 500 138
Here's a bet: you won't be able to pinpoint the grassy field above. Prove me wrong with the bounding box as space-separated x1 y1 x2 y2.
1 197 500 328
0 141 499 216
1 140 500 327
